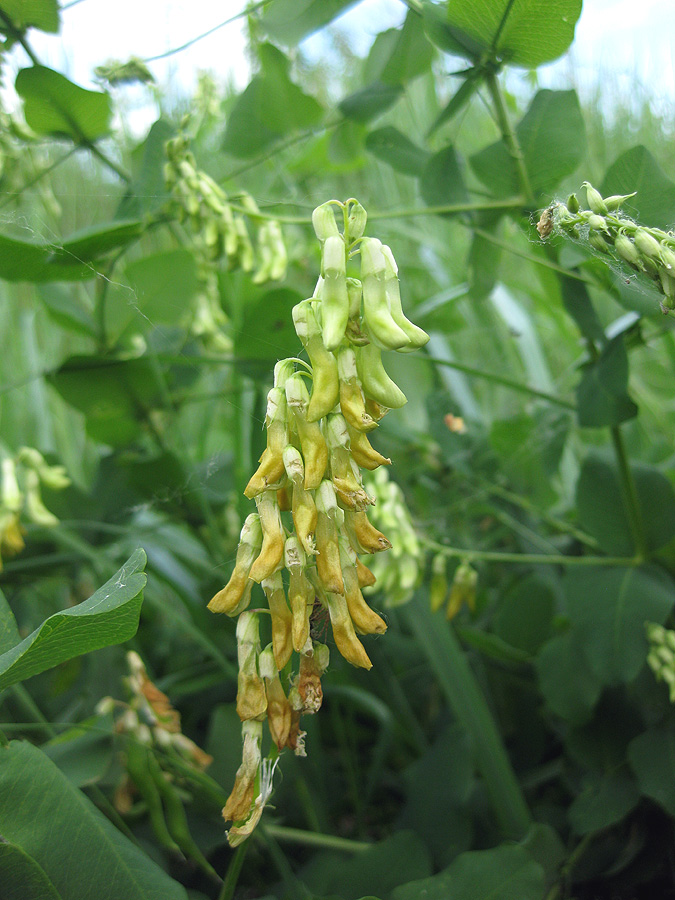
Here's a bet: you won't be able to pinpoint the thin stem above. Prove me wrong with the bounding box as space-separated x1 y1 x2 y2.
422 355 576 410
424 538 639 568
0 148 77 211
610 424 648 560
485 70 534 204
403 593 532 839
218 842 249 900
263 824 371 852
473 227 593 283
144 1 273 63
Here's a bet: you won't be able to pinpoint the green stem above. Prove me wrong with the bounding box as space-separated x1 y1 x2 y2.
424 538 638 568
610 424 648 560
218 841 249 900
263 825 370 852
0 147 77 211
485 70 535 204
403 593 532 839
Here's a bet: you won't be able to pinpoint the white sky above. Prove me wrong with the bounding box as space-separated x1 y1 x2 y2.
9 0 675 128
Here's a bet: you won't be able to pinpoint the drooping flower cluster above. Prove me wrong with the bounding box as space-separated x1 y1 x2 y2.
362 467 424 607
98 652 215 874
208 198 429 844
646 622 675 702
0 447 70 570
164 133 287 348
537 182 675 313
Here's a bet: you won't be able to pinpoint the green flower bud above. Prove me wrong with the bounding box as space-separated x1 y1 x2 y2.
320 235 349 350
633 228 662 259
614 233 641 268
566 193 579 214
346 200 367 241
587 213 608 232
604 191 636 211
583 182 608 215
588 232 609 254
312 202 340 241
1 458 21 512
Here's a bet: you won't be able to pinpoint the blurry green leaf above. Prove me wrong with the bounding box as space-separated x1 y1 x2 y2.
445 0 582 68
365 126 430 176
457 627 531 664
391 844 545 900
339 82 403 123
0 589 20 655
125 249 198 326
601 145 675 231
565 565 674 687
0 842 62 900
568 772 640 835
398 724 474 860
0 550 146 691
576 335 637 428
520 824 565 885
43 716 114 787
471 90 585 198
118 118 175 218
494 575 555 655
222 44 323 158
320 832 432 900
427 71 482 137
0 220 143 284
576 455 675 555
49 356 163 446
328 120 366 165
420 1 485 60
37 284 97 337
236 287 305 376
467 218 502 301
15 66 112 141
380 11 434 85
0 740 188 900
559 275 605 343
260 0 357 45
628 717 675 816
0 0 58 32
420 145 469 211
536 631 602 725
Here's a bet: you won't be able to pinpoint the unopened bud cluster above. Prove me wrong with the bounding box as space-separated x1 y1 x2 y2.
208 198 429 843
0 447 70 570
164 133 287 348
538 182 675 313
646 622 675 702
430 555 477 620
362 468 424 607
98 652 214 874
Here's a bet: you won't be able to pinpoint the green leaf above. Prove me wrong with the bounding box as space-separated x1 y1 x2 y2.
380 12 434 85
43 716 114 787
260 0 357 45
222 44 323 158
576 455 675 555
536 631 602 725
0 588 21 655
118 118 175 218
519 824 565 886
391 844 545 900
467 216 502 301
565 566 674 686
365 126 430 176
559 274 605 343
0 549 146 691
0 0 59 32
470 90 585 199
494 575 555 655
339 82 403 123
628 717 675 816
48 356 164 446
0 220 143 284
236 287 305 376
0 740 188 900
568 772 640 835
445 0 582 68
601 145 675 231
15 66 112 141
320 832 432 900
125 249 198 327
576 334 637 428
36 284 97 338
427 71 482 137
420 145 469 211
420 1 485 60
457 627 531 665
0 842 62 900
